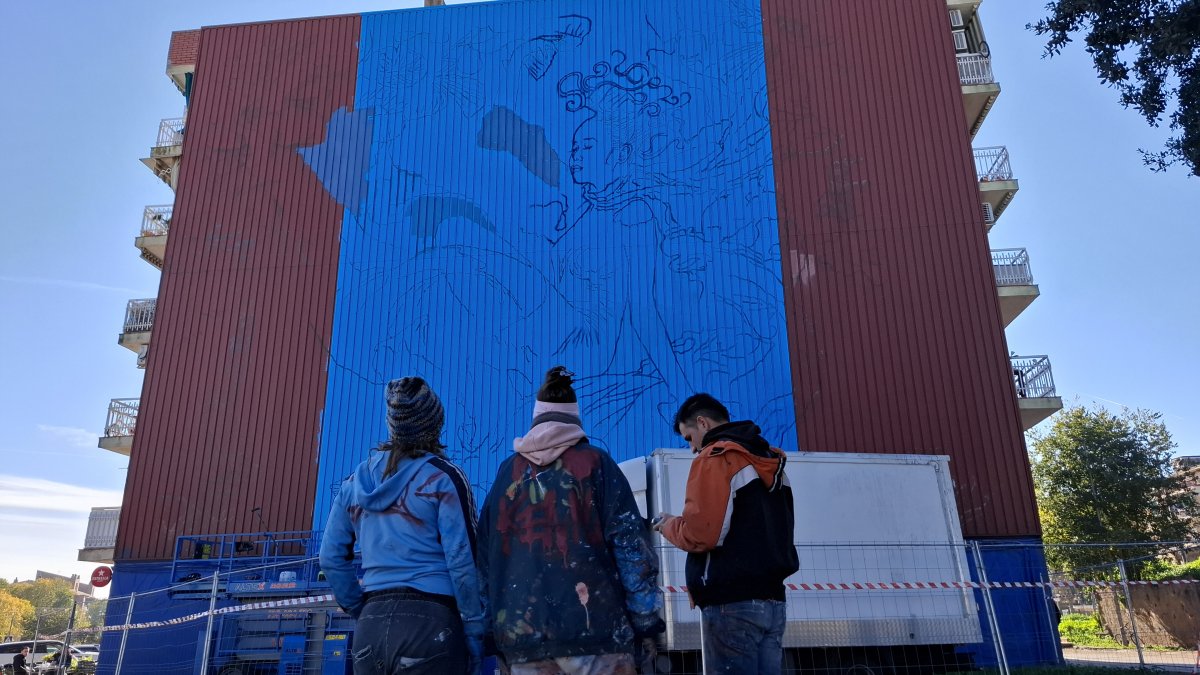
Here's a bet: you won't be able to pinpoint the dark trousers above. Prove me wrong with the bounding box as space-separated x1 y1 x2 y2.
353 590 467 674
701 599 787 674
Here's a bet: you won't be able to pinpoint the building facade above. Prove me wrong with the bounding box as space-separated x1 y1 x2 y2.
91 0 1064 670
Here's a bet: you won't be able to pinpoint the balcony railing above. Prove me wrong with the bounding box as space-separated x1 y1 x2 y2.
155 117 185 148
141 205 172 236
974 146 1013 182
992 248 1034 286
84 507 120 548
123 298 156 333
105 398 139 437
957 53 995 86
1011 355 1057 399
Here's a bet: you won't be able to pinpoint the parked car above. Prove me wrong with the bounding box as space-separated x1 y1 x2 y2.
0 641 63 674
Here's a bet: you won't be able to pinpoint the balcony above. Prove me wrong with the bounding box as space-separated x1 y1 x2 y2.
1011 355 1063 431
140 116 184 190
98 398 138 456
78 507 120 564
118 298 155 353
958 53 999 138
974 146 1018 223
992 248 1039 327
136 205 172 270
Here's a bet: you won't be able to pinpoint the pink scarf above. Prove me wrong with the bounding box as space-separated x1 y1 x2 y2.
513 400 586 466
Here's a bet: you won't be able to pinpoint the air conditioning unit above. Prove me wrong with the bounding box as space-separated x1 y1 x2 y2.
982 202 995 225
949 9 965 27
137 345 150 369
952 30 969 52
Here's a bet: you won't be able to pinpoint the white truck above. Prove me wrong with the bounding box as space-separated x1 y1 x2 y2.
620 450 983 674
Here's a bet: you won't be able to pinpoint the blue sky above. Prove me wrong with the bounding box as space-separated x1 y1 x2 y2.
0 0 1195 584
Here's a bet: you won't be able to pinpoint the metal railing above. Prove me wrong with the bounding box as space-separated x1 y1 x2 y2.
141 205 173 236
992 248 1034 286
1011 355 1057 399
957 53 995 85
123 298 156 333
105 398 139 437
84 507 121 548
974 145 1013 182
155 117 185 148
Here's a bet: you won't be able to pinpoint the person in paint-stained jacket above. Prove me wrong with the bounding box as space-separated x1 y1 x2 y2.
654 393 799 675
477 366 664 675
320 377 484 675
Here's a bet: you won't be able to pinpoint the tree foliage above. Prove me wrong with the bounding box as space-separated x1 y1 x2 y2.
1029 1 1200 176
1031 406 1198 579
85 598 108 628
8 578 80 637
9 578 76 610
0 591 35 639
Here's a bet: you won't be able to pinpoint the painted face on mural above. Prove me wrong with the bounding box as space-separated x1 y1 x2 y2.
559 64 686 209
569 113 633 197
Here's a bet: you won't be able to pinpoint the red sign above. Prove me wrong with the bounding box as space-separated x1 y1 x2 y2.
91 566 113 588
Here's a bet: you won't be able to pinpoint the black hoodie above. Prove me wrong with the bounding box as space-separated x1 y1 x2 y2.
661 421 800 607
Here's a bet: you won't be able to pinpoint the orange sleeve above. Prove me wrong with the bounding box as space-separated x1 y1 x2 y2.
661 450 746 553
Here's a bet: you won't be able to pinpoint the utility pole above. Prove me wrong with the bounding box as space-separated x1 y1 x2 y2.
62 601 78 675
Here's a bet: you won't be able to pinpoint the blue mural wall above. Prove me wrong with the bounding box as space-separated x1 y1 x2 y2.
306 0 794 522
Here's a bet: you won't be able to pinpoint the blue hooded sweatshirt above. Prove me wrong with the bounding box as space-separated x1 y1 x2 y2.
319 450 483 644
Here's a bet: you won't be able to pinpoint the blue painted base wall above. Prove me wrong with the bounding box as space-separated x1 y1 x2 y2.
961 538 1063 668
101 542 1061 672
97 561 234 675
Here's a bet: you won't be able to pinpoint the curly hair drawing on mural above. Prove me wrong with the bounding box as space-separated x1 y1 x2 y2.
540 49 790 437
301 4 796 507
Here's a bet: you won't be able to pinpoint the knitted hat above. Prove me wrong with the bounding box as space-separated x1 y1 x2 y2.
385 377 444 444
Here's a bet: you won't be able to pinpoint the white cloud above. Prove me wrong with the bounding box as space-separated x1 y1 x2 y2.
0 474 122 589
37 424 101 449
0 275 153 296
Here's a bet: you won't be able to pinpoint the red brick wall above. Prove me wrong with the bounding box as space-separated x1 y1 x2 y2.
167 30 200 69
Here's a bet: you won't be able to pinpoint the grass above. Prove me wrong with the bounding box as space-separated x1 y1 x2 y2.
1057 613 1126 649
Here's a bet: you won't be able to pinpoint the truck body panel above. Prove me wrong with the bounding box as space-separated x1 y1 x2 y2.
621 450 983 651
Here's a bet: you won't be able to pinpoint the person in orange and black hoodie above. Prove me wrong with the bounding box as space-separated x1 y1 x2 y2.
654 393 799 675
477 366 664 675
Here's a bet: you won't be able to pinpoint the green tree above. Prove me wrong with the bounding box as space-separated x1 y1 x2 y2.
1031 406 1198 579
9 579 77 637
1029 1 1200 176
84 598 107 628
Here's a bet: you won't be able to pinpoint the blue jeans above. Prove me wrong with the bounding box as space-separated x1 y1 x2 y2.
701 599 786 675
353 591 467 674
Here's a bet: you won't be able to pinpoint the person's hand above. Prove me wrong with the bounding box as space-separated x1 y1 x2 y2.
651 513 673 533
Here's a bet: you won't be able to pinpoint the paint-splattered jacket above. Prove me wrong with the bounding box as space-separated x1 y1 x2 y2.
478 441 663 663
319 451 484 645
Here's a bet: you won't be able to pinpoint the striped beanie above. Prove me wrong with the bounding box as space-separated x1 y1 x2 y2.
384 377 444 444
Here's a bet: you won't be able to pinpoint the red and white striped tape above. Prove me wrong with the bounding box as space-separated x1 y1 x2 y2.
59 577 1200 636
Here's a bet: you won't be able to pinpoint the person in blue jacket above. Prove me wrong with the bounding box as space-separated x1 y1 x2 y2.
320 377 483 675
478 366 664 674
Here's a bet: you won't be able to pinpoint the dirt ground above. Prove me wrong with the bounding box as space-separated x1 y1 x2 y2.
1063 646 1199 671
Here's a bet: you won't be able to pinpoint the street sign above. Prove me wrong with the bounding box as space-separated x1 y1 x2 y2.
91 566 113 588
